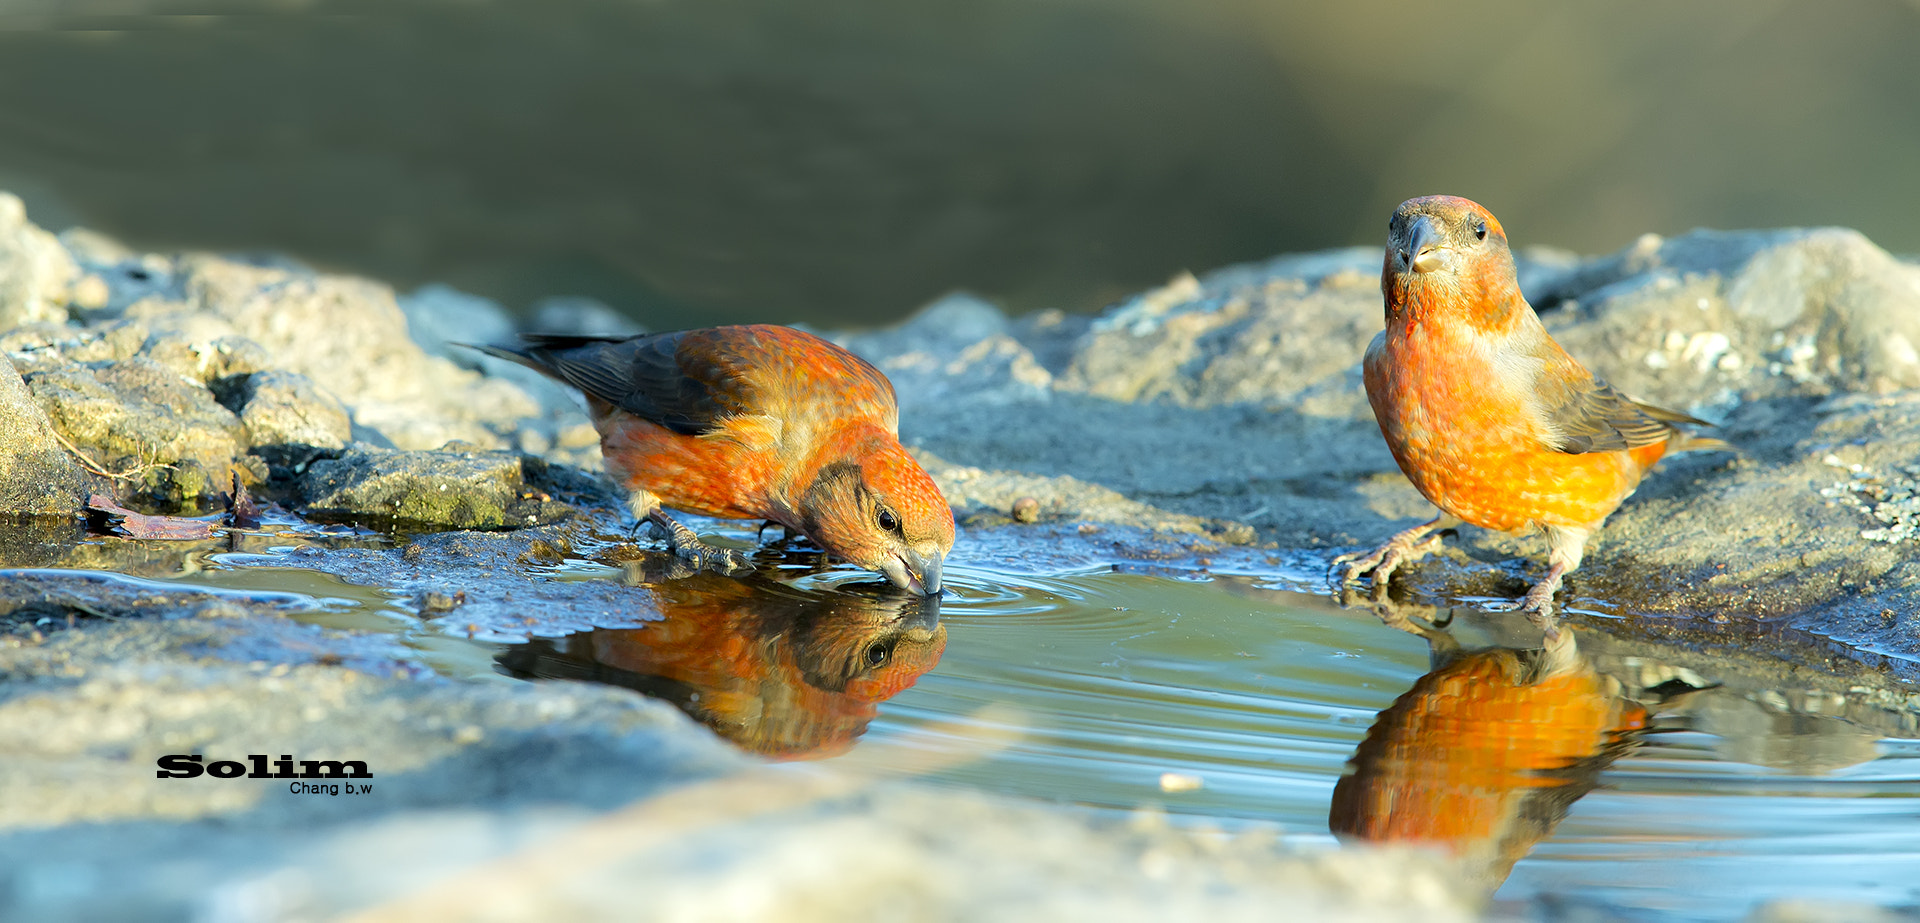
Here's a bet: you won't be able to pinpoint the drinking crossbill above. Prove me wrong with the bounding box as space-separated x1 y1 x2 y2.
1336 195 1723 621
472 326 953 594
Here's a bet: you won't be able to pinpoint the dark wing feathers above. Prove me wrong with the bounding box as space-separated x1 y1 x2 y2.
465 332 734 436
1544 378 1711 454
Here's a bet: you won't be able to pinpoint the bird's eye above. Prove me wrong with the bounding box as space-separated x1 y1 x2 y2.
1474 221 1488 241
876 508 900 533
864 641 893 668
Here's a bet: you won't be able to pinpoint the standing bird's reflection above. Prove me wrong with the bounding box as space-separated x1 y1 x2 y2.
1330 608 1647 893
498 571 945 760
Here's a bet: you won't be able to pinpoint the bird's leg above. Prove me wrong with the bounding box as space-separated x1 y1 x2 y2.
1489 524 1587 643
1331 513 1462 588
624 488 657 542
1514 560 1568 642
624 489 751 573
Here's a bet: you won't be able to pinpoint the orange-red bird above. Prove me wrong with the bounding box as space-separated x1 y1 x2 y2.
1337 195 1722 622
474 325 954 594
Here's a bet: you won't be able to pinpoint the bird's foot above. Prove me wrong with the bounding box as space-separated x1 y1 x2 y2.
1330 523 1450 588
1485 570 1566 643
648 512 753 574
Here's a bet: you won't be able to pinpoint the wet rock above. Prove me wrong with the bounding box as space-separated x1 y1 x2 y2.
0 193 78 330
300 447 570 530
0 356 97 517
1011 496 1041 523
24 356 245 508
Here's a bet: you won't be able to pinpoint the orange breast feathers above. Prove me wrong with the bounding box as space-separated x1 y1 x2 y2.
1363 310 1666 534
594 396 785 521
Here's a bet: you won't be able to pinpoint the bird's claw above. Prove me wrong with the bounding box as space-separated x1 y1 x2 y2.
648 514 754 575
672 540 753 573
1329 530 1446 588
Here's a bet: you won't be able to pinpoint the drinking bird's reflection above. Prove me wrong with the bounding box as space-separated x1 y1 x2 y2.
498 569 945 760
1330 608 1648 893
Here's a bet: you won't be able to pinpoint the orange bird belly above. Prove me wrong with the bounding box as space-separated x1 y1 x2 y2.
1369 329 1667 533
596 408 780 521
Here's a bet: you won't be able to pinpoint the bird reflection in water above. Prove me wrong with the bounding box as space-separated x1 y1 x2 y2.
497 565 945 760
1330 602 1648 894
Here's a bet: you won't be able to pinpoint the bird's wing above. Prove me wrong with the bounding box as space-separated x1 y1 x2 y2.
1539 376 1711 454
514 331 738 436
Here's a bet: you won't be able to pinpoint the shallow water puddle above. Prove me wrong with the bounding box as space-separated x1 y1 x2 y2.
130 542 1920 920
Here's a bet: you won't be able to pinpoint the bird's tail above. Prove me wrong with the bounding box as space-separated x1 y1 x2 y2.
1666 431 1733 454
453 341 539 369
454 336 600 378
454 334 640 379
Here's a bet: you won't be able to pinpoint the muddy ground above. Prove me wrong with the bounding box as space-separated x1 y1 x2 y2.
1 191 1917 920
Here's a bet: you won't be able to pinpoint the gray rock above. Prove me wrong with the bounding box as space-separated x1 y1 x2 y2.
1536 228 1920 415
300 446 569 530
397 282 517 363
398 283 600 442
223 369 352 454
24 356 245 508
920 448 1253 543
0 193 77 331
159 256 543 452
141 330 274 386
0 356 96 517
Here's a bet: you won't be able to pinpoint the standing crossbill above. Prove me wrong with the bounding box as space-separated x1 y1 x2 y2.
497 570 946 760
1329 620 1648 893
473 326 954 595
1336 195 1724 626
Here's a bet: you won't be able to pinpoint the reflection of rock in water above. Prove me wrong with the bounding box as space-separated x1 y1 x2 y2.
1329 629 1646 894
1685 687 1884 775
497 572 945 760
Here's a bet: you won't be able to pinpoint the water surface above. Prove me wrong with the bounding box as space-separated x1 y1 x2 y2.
135 535 1920 920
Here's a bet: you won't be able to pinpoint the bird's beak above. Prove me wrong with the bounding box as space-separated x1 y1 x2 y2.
1405 215 1448 274
881 548 945 596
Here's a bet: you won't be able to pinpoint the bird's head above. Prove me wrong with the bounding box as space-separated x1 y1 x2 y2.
797 435 955 596
1383 195 1525 328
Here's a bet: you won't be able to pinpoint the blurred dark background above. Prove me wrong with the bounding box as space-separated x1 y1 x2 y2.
2 0 1917 330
